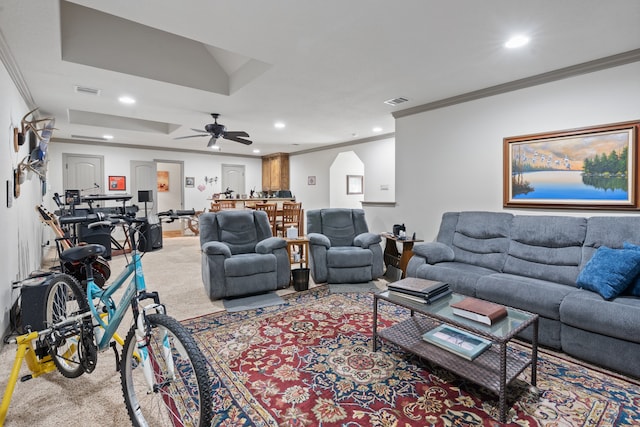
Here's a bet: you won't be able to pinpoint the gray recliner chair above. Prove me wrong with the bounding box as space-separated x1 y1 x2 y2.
307 208 384 284
199 210 291 300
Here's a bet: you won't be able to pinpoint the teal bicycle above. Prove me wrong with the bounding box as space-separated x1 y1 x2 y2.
43 213 212 426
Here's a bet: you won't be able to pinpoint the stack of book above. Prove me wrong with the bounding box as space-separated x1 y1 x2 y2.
450 297 508 325
387 278 451 304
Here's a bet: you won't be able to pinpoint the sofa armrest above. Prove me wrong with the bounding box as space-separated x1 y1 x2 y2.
412 242 454 264
354 232 382 249
309 233 331 248
202 241 231 258
256 237 287 254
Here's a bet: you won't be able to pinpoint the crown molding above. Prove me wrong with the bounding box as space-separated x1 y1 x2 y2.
0 28 36 108
393 48 640 119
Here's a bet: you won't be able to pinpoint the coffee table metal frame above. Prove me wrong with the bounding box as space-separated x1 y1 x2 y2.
372 291 539 423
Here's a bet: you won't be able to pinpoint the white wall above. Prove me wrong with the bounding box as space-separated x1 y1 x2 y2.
290 136 395 233
329 151 364 208
396 61 640 242
46 143 263 216
0 65 45 336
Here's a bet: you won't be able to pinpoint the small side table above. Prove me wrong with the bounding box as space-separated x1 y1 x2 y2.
381 232 423 278
284 236 310 268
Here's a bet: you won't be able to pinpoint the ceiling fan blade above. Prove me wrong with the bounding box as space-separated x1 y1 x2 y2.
224 131 249 138
224 134 253 145
207 136 218 148
174 134 208 140
190 128 209 133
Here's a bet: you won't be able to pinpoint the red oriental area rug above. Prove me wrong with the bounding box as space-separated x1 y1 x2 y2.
183 286 640 426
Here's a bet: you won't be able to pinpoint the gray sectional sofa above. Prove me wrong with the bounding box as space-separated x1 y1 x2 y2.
406 211 640 378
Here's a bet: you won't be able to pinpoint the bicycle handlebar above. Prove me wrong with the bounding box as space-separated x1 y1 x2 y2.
157 209 196 217
58 212 106 225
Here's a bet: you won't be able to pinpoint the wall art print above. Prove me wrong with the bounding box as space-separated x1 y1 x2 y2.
157 170 169 192
503 121 640 209
108 175 126 191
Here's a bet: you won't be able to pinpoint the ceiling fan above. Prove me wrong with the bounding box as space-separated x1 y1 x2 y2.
175 113 252 148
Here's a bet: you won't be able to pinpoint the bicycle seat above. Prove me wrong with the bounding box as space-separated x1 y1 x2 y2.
60 244 106 262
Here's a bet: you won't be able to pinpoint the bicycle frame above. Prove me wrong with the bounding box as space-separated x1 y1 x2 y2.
84 220 175 393
86 250 146 351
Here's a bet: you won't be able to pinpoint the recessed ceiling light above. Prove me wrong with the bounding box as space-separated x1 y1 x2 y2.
274 122 286 129
504 35 530 49
253 149 260 153
372 127 383 133
118 95 136 104
103 134 114 140
210 145 220 151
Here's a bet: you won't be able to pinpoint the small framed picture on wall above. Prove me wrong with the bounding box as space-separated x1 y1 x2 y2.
108 175 126 191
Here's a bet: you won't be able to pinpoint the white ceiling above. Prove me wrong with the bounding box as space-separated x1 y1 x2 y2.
1 0 639 157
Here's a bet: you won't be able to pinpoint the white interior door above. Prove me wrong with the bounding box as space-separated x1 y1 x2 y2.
130 160 157 216
62 153 104 194
221 164 245 197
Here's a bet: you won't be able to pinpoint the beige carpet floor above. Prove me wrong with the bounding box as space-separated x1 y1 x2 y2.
0 235 332 426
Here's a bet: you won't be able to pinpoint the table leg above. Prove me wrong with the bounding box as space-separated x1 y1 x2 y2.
372 295 379 352
499 342 507 423
531 316 539 389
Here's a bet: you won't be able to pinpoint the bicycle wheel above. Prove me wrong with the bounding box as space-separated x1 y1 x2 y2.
121 313 212 427
43 273 89 378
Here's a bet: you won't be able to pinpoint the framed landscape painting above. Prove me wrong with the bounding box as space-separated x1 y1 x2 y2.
503 121 640 210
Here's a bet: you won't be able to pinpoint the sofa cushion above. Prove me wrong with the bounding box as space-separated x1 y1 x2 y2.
504 215 586 286
581 216 640 266
217 212 259 254
475 273 576 320
450 211 512 272
327 247 372 268
416 261 498 297
225 253 276 277
560 290 640 344
622 242 640 297
575 246 640 300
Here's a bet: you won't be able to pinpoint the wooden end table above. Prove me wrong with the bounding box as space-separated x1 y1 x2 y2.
381 232 423 278
284 236 310 268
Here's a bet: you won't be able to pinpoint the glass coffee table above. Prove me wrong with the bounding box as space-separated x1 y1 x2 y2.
373 290 539 423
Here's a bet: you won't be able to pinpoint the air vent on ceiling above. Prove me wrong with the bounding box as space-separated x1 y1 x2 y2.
71 134 109 141
74 85 101 96
384 97 408 106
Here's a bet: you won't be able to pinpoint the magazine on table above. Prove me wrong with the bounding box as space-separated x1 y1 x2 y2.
422 324 491 360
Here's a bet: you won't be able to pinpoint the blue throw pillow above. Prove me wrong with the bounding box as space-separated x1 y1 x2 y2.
576 246 640 300
622 242 640 297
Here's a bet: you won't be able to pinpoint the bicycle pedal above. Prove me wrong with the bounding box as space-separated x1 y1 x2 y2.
20 374 33 382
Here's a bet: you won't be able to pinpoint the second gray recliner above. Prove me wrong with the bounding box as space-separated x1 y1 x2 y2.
307 208 383 283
